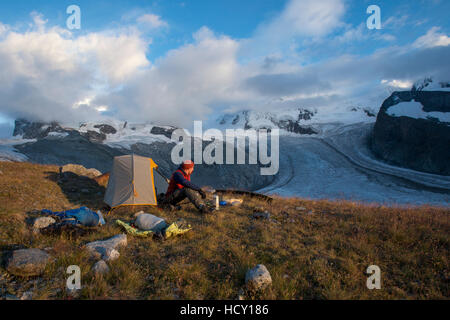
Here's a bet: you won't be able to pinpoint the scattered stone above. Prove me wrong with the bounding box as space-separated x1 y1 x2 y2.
245 264 272 292
252 211 271 220
60 164 102 179
0 170 3 175
6 248 50 277
296 206 307 211
32 217 56 231
92 260 110 275
20 291 33 300
81 189 90 194
104 248 120 261
85 234 127 260
4 294 19 300
237 288 245 300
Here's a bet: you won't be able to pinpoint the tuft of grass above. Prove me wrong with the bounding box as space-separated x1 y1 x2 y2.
0 161 449 300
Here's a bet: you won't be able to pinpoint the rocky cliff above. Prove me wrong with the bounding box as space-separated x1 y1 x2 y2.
372 90 450 176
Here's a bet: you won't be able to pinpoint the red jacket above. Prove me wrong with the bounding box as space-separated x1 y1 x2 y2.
166 168 192 196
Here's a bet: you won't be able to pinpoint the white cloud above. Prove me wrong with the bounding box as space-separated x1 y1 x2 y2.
0 15 150 123
381 79 413 89
413 27 450 48
137 14 168 29
0 7 449 129
267 0 345 37
97 27 241 126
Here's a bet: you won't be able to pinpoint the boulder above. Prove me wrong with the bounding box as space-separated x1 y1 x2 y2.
245 264 272 291
92 260 110 275
60 164 102 178
20 291 33 300
85 234 127 260
32 217 56 231
6 249 50 277
252 211 271 220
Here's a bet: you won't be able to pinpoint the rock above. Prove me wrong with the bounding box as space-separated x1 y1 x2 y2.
237 288 245 300
252 211 271 220
13 119 69 140
6 249 50 276
81 130 107 143
372 90 450 175
94 124 117 135
296 206 307 211
85 234 127 260
150 126 176 139
60 164 102 178
20 291 33 300
32 217 56 231
245 264 272 292
4 294 20 300
92 260 110 275
104 249 120 261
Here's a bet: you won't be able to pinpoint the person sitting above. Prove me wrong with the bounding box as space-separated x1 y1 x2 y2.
163 160 213 214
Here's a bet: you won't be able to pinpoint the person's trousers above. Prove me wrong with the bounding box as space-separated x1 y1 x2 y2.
164 188 204 210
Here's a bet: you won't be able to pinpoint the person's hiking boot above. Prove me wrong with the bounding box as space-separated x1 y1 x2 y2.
199 205 214 215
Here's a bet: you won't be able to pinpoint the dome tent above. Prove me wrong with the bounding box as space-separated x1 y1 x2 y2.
104 154 168 212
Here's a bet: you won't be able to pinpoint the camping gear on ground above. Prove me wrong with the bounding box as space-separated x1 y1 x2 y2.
220 201 228 206
116 217 191 239
41 207 105 227
104 154 169 214
214 195 220 210
41 221 96 237
228 199 243 206
134 213 168 233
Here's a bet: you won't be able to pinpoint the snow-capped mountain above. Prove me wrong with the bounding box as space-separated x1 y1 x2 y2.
215 106 377 135
12 119 177 148
412 77 450 92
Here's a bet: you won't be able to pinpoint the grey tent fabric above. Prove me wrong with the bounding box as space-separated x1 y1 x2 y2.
104 155 168 208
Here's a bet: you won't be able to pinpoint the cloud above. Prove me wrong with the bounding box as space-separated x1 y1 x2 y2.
96 27 240 126
413 26 450 48
0 14 150 123
0 5 449 129
137 14 168 29
262 0 345 38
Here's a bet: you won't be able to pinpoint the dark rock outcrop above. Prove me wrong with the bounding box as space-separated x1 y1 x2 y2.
150 126 176 139
94 124 117 135
13 119 70 140
372 91 450 176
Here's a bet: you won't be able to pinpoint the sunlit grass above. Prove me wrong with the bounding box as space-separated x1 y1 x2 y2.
0 161 448 300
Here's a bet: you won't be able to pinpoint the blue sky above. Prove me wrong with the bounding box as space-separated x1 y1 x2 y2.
0 0 449 136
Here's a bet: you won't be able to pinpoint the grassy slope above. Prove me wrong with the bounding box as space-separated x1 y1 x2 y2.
0 161 448 300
